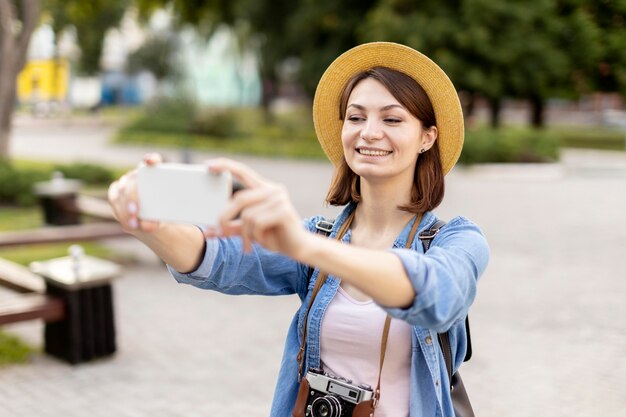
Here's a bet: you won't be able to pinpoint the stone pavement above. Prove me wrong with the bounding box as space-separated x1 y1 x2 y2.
1 116 625 416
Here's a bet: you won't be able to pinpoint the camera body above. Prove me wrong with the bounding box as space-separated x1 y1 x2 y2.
303 368 374 417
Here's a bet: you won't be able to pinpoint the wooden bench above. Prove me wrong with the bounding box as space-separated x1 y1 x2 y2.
0 293 65 325
0 196 123 363
0 259 64 325
0 222 126 247
0 256 118 364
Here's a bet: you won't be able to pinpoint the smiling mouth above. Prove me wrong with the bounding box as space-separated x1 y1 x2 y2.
357 148 392 156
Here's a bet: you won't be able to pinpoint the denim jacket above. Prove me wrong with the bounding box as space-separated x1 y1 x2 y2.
169 202 490 417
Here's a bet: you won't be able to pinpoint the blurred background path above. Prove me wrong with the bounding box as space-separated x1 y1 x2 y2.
1 116 625 417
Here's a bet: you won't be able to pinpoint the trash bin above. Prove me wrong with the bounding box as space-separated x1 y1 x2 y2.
30 245 121 364
33 171 83 226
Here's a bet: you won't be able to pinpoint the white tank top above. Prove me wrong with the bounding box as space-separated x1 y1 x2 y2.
320 286 412 417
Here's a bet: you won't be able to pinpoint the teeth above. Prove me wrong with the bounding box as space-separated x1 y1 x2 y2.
359 149 391 156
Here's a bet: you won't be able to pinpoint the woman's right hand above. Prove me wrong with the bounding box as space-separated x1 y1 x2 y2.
108 153 163 235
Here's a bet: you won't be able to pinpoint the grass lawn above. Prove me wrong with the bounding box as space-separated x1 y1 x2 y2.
0 331 35 365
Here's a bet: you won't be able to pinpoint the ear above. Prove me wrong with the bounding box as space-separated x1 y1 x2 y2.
420 126 438 152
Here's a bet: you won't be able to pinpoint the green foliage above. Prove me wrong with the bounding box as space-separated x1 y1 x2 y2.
116 104 323 158
460 127 560 164
44 0 128 75
0 160 116 206
123 96 240 138
189 109 239 137
0 207 41 231
52 163 116 185
0 160 49 206
135 0 626 129
0 331 35 366
126 35 179 81
0 241 118 265
552 127 626 151
130 97 198 134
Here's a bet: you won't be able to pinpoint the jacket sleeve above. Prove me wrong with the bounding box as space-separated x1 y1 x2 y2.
383 216 490 332
168 217 322 297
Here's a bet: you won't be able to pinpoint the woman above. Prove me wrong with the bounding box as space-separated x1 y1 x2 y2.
108 42 489 417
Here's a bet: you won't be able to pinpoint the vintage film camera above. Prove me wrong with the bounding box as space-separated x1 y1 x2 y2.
302 368 374 417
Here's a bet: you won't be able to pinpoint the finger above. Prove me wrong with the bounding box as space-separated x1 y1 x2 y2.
202 225 222 239
107 181 122 221
240 198 284 243
143 153 163 166
241 221 253 253
126 201 140 230
219 219 243 237
220 187 274 225
139 219 160 233
108 181 134 227
205 158 265 189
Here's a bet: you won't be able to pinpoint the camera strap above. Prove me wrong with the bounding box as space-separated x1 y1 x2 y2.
297 209 423 409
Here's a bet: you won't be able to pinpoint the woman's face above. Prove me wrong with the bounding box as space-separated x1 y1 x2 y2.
341 77 435 184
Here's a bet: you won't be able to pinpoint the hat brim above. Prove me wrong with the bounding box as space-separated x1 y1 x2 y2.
312 42 464 175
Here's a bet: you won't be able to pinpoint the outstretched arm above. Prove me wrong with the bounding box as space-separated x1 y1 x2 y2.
208 159 422 308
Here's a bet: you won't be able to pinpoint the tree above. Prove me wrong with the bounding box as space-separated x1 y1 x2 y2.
126 34 178 82
360 0 602 128
579 0 626 96
45 0 128 75
0 0 40 158
135 0 381 113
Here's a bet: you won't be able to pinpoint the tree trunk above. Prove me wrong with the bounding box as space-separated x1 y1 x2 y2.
488 97 502 129
529 95 545 128
0 85 17 156
260 76 276 124
0 0 41 159
465 92 476 119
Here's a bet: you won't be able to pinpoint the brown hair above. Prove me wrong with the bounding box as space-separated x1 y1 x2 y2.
326 66 445 213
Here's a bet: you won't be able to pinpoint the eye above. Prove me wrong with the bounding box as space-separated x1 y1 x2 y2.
384 117 402 124
347 115 365 122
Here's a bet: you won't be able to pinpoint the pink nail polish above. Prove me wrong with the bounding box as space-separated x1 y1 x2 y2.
128 218 139 229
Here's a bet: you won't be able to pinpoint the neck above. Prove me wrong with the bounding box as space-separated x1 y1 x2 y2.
354 176 415 232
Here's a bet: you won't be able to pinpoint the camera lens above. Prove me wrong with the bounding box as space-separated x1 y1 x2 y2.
310 395 342 417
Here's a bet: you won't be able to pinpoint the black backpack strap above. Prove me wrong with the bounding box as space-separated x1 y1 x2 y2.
418 218 472 385
418 219 446 252
306 219 335 286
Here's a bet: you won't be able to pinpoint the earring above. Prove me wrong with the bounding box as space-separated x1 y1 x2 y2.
420 148 426 154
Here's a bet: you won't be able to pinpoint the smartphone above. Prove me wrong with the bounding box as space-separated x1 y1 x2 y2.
136 163 232 226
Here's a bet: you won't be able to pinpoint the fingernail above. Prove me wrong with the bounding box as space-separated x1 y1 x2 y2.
205 160 219 173
128 217 139 229
128 201 137 214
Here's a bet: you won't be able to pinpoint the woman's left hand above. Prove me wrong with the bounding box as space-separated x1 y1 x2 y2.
206 158 307 256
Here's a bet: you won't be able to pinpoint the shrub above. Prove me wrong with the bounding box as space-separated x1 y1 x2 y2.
0 160 116 207
0 160 48 206
460 128 560 165
53 163 115 185
189 109 239 138
128 96 197 134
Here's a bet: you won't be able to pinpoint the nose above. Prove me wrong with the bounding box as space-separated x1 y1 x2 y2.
360 119 384 141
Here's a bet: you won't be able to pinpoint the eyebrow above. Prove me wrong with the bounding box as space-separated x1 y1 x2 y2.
347 103 405 111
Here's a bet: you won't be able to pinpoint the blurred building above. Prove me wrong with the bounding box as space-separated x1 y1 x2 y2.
17 9 261 111
175 25 261 107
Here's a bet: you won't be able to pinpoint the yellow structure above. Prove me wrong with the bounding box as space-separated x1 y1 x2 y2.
17 59 70 102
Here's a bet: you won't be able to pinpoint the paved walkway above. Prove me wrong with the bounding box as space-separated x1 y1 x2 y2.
1 115 625 416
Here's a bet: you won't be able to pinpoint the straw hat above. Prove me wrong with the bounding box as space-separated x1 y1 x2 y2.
312 42 464 174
